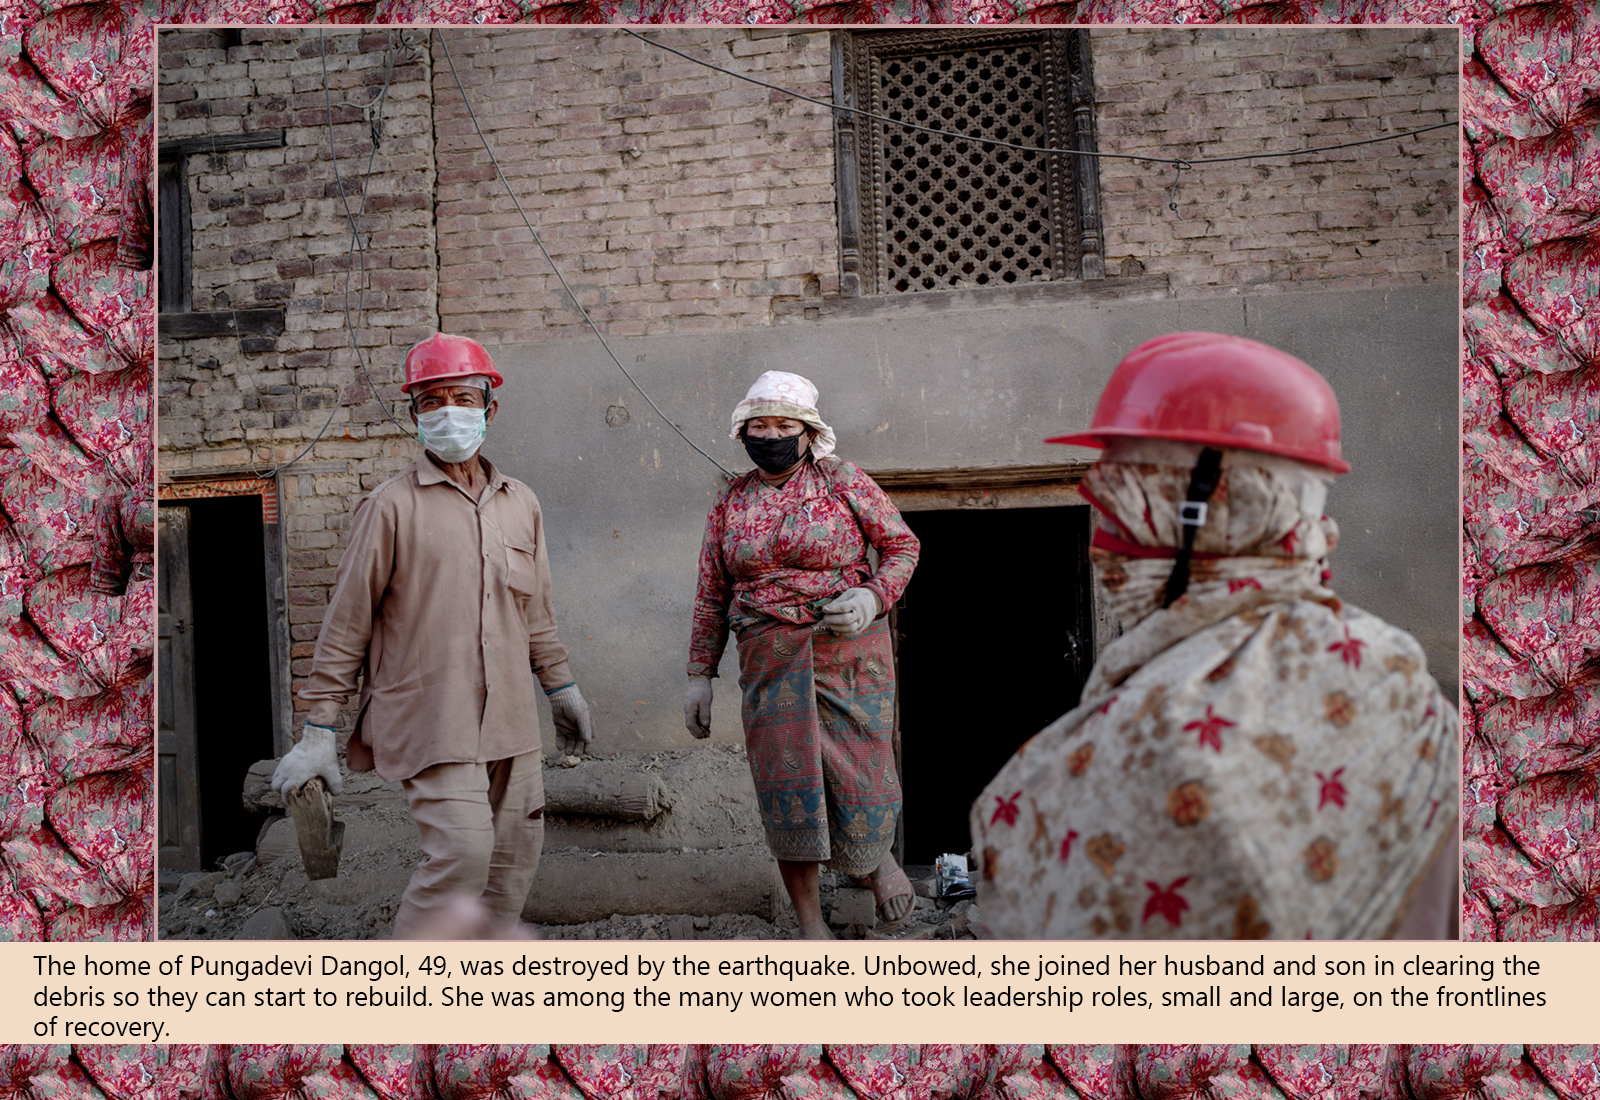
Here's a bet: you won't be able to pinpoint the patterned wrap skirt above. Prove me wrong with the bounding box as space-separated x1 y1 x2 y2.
734 617 901 875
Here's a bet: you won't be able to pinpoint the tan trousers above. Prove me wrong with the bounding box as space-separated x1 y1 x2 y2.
391 751 544 939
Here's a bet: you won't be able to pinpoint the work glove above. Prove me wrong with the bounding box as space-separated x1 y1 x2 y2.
684 675 713 739
547 683 594 756
822 586 881 638
270 724 344 796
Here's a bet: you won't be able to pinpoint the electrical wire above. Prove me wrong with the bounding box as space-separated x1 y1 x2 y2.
619 27 1456 171
435 30 735 478
323 28 417 443
259 30 413 483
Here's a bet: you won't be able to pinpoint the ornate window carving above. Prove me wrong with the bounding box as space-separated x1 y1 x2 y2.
832 29 1103 297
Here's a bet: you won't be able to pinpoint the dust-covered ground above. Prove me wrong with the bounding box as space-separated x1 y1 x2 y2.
159 750 982 941
157 819 981 941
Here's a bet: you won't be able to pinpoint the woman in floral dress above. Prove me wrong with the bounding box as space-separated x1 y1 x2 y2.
684 371 920 939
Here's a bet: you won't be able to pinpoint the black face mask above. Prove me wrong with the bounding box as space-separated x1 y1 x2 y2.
743 432 806 474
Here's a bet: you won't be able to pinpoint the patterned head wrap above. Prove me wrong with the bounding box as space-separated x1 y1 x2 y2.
729 370 837 460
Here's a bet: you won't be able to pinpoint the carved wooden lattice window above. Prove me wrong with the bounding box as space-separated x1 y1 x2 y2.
833 30 1103 297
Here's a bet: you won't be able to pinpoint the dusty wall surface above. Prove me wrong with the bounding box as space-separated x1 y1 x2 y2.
485 279 1459 752
1089 26 1458 295
431 28 839 342
426 27 1458 345
158 27 1459 755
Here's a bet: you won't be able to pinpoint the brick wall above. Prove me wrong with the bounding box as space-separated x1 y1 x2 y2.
1091 27 1458 295
430 28 837 343
158 28 439 725
425 27 1456 346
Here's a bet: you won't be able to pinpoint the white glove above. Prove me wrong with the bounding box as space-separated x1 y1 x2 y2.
547 684 594 755
270 724 344 796
684 676 713 739
822 587 881 638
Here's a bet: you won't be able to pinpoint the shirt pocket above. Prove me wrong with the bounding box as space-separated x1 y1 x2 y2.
504 541 542 597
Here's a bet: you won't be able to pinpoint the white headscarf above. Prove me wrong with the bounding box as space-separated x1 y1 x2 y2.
729 370 837 460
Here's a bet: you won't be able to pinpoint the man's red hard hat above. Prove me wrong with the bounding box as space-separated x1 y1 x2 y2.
401 333 505 394
1047 331 1350 473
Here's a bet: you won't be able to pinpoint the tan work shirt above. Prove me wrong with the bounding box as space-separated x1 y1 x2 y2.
299 454 574 782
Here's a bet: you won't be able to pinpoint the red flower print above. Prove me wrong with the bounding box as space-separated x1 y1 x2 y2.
1278 527 1299 554
1059 829 1080 862
1096 694 1118 716
1326 627 1366 668
1227 577 1263 593
1315 767 1347 810
990 790 1022 827
1142 876 1190 927
1184 705 1234 753
1068 743 1095 776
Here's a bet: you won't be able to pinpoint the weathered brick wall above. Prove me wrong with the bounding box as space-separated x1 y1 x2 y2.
157 28 437 725
1090 27 1458 295
431 28 837 343
426 26 1455 346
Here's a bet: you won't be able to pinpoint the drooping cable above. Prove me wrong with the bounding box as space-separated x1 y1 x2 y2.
435 30 734 478
619 27 1455 191
259 30 414 482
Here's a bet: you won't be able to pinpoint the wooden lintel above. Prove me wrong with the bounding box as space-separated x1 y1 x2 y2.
158 130 287 161
867 462 1092 493
159 309 286 340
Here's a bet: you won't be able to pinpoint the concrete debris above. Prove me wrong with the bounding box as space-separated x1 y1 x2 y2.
176 872 221 902
236 906 293 940
828 886 877 929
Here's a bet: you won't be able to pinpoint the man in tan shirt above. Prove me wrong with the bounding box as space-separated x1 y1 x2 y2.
273 333 594 938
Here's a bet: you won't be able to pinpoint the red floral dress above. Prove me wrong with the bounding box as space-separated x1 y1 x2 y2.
688 456 918 677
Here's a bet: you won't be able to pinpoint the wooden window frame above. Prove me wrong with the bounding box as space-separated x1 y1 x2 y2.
831 28 1104 298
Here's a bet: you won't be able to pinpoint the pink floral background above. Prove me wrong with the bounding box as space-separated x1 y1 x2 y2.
1461 0 1600 942
0 0 153 940
147 1046 1600 1100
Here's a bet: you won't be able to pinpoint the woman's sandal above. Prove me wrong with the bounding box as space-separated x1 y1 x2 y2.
859 864 915 926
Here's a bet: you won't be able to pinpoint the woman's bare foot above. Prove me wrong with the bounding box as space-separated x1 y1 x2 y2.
856 853 914 925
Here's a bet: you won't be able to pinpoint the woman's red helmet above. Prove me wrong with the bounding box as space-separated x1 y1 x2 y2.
1047 331 1350 474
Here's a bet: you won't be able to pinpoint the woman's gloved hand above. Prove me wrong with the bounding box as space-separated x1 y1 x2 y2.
546 684 595 755
822 587 881 638
270 724 344 795
684 675 713 738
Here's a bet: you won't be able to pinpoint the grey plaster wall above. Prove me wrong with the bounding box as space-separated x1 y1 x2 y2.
488 279 1458 753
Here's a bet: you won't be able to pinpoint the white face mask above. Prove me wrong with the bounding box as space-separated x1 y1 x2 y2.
416 405 487 464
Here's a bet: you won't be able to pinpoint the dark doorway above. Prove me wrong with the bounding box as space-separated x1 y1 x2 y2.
161 495 278 869
895 504 1095 865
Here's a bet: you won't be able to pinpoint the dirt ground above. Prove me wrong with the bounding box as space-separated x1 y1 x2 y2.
159 749 982 941
157 821 981 942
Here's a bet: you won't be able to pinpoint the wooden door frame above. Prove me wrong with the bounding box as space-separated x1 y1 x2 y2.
870 462 1110 867
158 506 202 872
157 472 294 755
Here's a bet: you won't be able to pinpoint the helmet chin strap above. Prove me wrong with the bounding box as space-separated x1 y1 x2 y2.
1162 447 1224 609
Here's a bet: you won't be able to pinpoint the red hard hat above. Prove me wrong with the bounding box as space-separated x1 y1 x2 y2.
401 333 505 394
1047 331 1350 473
